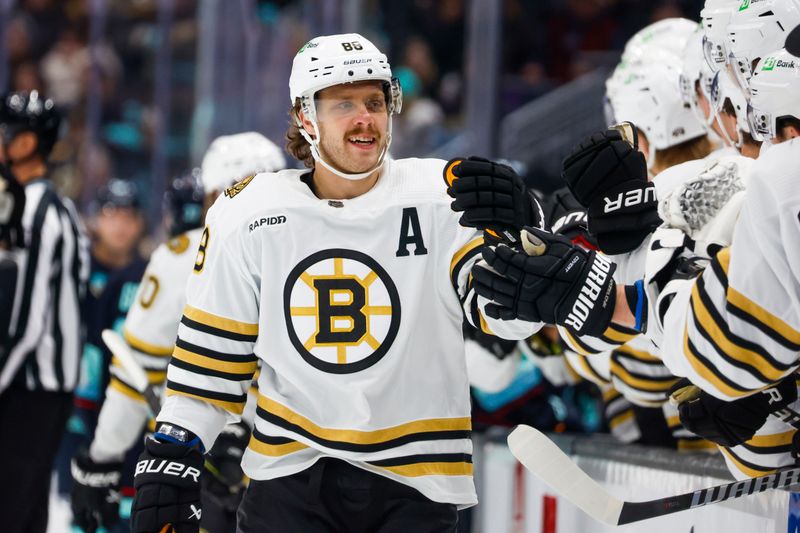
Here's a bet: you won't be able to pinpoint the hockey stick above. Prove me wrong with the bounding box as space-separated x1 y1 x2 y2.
508 424 800 526
101 329 161 416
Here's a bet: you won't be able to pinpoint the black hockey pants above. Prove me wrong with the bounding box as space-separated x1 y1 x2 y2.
236 457 459 533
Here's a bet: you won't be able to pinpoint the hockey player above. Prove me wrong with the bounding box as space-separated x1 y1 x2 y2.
55 178 148 498
470 47 800 478
69 133 285 533
130 33 540 533
0 91 90 533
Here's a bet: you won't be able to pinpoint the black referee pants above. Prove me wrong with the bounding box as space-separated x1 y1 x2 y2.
0 387 73 533
236 458 459 533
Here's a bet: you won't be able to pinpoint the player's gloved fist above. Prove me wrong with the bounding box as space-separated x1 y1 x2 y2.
70 449 123 533
670 377 798 448
204 421 249 496
446 156 544 237
561 128 660 255
132 434 204 533
472 226 617 337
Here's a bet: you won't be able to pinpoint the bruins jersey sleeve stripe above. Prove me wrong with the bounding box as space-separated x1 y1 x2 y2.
608 407 635 430
609 359 680 392
181 315 258 343
174 338 258 370
368 453 473 477
560 327 603 356
109 376 146 403
601 324 639 345
123 328 173 357
682 328 752 398
183 305 259 336
719 447 777 478
614 344 661 363
570 354 609 385
691 276 792 384
166 379 247 415
449 237 483 292
248 428 308 457
110 357 166 385
711 253 800 351
170 357 256 382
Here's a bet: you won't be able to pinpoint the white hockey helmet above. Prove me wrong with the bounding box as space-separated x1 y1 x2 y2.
700 0 738 72
606 18 697 124
747 49 800 141
726 0 800 91
622 17 699 63
609 58 706 164
200 132 286 193
709 67 752 147
288 33 402 181
680 27 717 129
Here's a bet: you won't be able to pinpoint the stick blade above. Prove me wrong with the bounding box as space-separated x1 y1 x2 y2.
101 328 151 393
508 425 623 526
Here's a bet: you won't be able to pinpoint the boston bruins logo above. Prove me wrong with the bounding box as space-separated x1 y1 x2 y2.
283 249 401 374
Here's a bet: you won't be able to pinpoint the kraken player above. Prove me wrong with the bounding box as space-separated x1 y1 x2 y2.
69 133 285 532
131 33 540 533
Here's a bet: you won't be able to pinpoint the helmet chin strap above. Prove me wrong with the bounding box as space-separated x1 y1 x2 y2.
296 100 393 182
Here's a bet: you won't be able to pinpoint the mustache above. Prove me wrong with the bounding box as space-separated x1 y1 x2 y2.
344 127 380 139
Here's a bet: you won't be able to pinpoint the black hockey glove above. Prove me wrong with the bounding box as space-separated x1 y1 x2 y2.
0 163 25 249
543 186 597 250
203 421 249 497
670 377 798 448
472 226 617 337
132 429 204 533
445 156 545 241
70 449 123 533
561 128 660 255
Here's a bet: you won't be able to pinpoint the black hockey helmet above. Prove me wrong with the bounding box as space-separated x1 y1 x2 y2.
93 178 142 213
0 91 61 159
163 170 204 237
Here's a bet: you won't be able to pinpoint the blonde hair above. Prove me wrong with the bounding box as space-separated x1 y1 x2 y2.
652 136 714 175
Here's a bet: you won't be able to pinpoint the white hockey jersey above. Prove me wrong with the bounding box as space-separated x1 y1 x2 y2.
90 229 203 462
653 139 800 479
157 158 539 507
657 138 800 397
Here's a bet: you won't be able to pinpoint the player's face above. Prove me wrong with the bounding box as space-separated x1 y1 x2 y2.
314 81 389 174
94 206 144 255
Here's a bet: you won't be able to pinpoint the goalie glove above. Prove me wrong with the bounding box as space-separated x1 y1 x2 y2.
445 156 545 241
132 425 205 533
70 449 123 533
669 377 798 448
472 227 617 337
561 128 660 255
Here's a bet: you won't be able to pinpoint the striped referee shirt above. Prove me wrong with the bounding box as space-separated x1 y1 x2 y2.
0 178 89 393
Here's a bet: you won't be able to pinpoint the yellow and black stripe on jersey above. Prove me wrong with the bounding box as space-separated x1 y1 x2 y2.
683 250 798 397
123 328 173 357
366 453 473 477
166 379 249 414
249 428 309 457
559 324 640 357
171 338 258 381
450 236 483 295
180 305 259 342
254 394 471 454
610 345 680 404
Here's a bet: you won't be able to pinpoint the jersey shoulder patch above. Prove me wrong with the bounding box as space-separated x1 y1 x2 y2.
224 174 256 199
166 234 191 254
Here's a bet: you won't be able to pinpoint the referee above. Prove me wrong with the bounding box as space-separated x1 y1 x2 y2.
0 91 89 533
